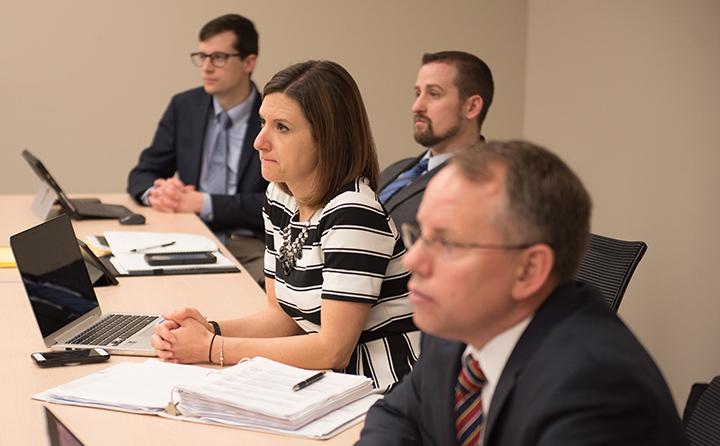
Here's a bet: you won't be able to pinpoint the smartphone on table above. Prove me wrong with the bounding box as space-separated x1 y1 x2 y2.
144 252 217 266
31 348 110 368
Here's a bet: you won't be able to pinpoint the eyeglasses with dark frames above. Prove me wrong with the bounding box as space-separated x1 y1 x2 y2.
400 223 539 259
190 52 241 68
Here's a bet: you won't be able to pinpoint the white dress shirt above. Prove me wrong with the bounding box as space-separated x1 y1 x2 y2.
464 316 532 422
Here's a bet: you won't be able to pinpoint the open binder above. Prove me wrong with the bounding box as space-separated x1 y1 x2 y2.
33 358 380 439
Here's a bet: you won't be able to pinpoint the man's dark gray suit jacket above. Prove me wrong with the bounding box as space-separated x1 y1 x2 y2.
127 86 268 237
379 154 449 230
357 282 687 446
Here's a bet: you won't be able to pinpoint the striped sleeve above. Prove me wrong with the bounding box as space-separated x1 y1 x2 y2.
319 191 396 303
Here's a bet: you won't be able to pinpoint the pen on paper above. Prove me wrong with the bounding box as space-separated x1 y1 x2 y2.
292 371 326 391
130 241 176 253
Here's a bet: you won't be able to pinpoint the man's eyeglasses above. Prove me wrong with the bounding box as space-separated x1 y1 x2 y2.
400 223 538 259
190 52 241 68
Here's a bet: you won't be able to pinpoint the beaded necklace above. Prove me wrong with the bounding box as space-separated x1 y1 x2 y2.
277 210 316 275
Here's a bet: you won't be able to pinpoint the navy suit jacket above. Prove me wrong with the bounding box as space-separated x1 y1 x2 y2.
379 154 449 230
127 86 267 237
358 282 687 446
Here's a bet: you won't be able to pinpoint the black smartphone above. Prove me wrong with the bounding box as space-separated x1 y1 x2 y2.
31 348 110 368
144 252 217 266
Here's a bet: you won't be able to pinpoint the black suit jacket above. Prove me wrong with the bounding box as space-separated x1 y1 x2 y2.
379 154 449 230
357 282 687 446
127 86 268 237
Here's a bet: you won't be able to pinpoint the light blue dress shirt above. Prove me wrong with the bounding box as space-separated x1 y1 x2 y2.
421 148 453 173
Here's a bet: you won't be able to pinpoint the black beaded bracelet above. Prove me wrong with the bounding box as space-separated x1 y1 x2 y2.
208 320 222 336
208 333 217 364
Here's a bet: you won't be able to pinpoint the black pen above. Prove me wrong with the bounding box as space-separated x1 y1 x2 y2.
130 241 176 253
292 371 326 391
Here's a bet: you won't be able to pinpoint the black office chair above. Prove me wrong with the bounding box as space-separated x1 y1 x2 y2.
683 376 720 445
574 233 647 312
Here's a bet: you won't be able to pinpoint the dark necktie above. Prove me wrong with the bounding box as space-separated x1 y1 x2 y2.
378 158 429 204
204 112 233 194
455 356 487 446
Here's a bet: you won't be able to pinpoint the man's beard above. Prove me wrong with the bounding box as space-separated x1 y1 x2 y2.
413 115 462 148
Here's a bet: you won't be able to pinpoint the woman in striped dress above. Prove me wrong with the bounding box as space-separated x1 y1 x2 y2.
152 60 420 391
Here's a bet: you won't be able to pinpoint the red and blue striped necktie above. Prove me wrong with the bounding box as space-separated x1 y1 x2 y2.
455 356 487 446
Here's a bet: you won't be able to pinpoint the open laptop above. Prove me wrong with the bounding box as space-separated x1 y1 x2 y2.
10 214 160 356
21 149 132 219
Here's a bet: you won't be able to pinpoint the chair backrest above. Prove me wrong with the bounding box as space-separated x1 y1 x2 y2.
684 376 720 445
574 233 647 312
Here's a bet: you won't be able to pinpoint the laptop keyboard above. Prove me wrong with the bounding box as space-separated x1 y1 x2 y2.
68 314 158 347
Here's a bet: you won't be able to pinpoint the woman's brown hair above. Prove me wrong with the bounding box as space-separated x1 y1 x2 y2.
262 60 379 208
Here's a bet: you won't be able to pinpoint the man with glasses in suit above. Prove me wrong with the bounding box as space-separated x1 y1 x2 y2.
358 141 686 446
378 51 493 230
127 14 267 282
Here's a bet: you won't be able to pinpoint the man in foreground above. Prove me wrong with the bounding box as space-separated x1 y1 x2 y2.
358 141 686 445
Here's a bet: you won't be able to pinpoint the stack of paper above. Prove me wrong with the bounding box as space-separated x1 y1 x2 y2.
164 393 381 439
173 357 375 430
34 360 211 414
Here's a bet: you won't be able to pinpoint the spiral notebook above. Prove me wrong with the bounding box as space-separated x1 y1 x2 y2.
101 231 239 276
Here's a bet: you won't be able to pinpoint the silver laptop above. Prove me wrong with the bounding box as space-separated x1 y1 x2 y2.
10 214 161 356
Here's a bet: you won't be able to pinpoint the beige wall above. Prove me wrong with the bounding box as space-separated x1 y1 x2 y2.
524 0 720 406
0 0 526 194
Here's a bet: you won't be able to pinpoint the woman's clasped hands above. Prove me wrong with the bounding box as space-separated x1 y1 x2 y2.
151 307 214 364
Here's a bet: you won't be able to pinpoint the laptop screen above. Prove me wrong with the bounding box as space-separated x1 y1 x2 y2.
10 214 99 338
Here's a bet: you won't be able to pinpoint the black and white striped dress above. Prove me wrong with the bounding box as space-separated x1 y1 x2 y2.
263 178 421 392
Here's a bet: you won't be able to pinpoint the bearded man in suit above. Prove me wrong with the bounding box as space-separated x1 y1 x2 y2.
378 51 493 230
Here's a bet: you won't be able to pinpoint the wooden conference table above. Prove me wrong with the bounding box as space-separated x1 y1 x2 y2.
0 194 364 446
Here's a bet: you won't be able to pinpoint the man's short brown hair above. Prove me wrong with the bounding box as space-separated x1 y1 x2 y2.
452 141 592 282
199 14 258 58
262 60 379 208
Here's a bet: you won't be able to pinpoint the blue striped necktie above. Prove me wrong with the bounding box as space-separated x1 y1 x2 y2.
204 111 233 194
378 158 429 204
455 356 487 446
